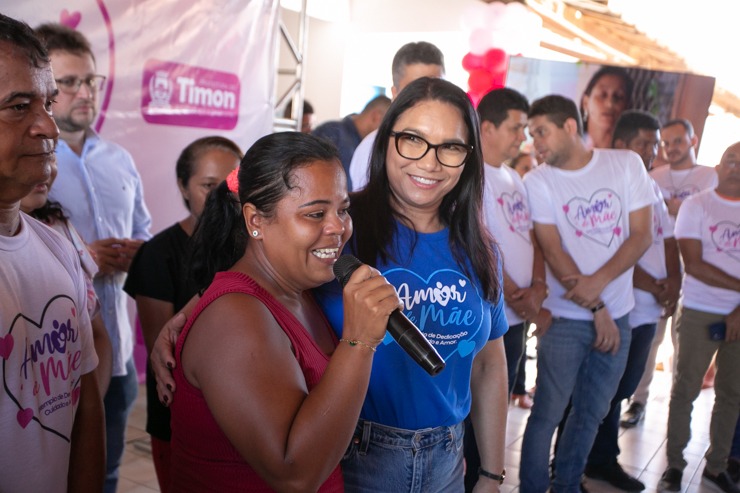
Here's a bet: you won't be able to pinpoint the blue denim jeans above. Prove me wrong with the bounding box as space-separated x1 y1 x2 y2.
519 315 631 493
588 323 656 466
341 420 464 493
104 357 139 493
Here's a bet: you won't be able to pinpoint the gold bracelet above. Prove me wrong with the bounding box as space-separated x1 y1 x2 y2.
339 338 377 352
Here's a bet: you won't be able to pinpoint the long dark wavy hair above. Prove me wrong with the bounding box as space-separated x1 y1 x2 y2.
350 77 501 302
28 200 66 224
189 132 340 291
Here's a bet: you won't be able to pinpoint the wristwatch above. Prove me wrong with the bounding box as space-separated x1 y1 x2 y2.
478 466 506 485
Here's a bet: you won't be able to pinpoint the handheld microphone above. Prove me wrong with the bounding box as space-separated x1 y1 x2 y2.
333 255 446 377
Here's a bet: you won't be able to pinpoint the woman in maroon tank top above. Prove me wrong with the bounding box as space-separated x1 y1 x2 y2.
166 132 400 492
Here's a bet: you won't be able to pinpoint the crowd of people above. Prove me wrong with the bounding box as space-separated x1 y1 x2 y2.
2 11 739 493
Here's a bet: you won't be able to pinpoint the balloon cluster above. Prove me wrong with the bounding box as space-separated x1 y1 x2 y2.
461 1 543 106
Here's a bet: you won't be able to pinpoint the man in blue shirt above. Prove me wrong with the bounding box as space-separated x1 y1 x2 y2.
35 23 152 493
312 95 390 189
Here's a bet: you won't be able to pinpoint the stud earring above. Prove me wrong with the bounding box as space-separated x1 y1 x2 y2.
252 230 258 237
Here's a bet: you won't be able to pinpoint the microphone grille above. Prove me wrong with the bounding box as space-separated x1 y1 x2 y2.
333 255 362 288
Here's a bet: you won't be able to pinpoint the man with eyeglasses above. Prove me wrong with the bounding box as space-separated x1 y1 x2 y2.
518 95 654 493
34 22 151 493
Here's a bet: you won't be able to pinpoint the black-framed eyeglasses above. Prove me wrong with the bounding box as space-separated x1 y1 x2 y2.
390 131 472 168
54 75 107 94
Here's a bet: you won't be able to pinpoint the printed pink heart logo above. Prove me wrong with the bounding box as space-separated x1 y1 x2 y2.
59 9 82 29
564 188 623 247
2 294 83 442
710 221 740 261
498 191 532 243
0 334 14 359
17 408 34 429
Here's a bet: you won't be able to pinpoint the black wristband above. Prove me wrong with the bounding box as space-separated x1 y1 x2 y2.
478 466 505 484
590 301 606 313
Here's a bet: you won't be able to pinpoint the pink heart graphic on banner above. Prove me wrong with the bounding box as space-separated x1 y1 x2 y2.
576 230 583 237
496 198 504 205
17 408 34 429
71 387 81 406
709 225 718 233
562 205 570 213
613 226 622 236
0 334 14 359
71 307 76 318
60 9 82 29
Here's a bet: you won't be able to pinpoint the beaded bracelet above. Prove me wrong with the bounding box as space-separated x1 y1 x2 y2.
590 301 606 313
339 338 377 352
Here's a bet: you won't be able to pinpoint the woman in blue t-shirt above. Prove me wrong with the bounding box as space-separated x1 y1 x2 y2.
152 78 509 492
313 77 508 492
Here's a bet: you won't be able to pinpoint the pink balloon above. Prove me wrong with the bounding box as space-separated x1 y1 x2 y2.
460 3 489 31
491 69 507 89
468 69 494 93
483 48 508 73
462 52 486 72
485 2 508 31
469 28 493 56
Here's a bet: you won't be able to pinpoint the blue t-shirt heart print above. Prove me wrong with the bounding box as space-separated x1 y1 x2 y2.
383 267 485 360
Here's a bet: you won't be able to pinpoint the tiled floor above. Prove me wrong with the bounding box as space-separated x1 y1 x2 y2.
118 355 717 492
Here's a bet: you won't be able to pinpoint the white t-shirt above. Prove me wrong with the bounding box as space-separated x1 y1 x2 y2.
674 189 740 314
483 163 534 325
0 214 98 492
524 149 655 320
630 179 674 328
649 164 718 227
348 129 377 192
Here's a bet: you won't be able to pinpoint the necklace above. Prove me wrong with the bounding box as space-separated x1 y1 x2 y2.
668 165 697 198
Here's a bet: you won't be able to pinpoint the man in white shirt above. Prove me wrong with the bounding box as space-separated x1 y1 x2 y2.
519 95 654 493
584 110 680 491
464 87 550 492
0 14 104 491
348 41 444 191
650 118 718 222
658 142 740 493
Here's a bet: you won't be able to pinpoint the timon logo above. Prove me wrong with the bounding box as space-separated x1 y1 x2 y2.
141 59 240 130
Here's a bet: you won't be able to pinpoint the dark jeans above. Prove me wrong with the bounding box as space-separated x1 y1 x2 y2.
504 323 527 395
513 352 528 395
588 323 657 466
464 323 527 491
104 357 139 493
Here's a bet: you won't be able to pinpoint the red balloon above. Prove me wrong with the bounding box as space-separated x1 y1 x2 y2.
468 69 494 94
462 52 485 72
491 67 507 89
483 48 508 73
467 90 484 108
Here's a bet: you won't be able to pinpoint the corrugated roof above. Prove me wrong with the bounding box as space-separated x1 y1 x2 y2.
490 0 740 116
